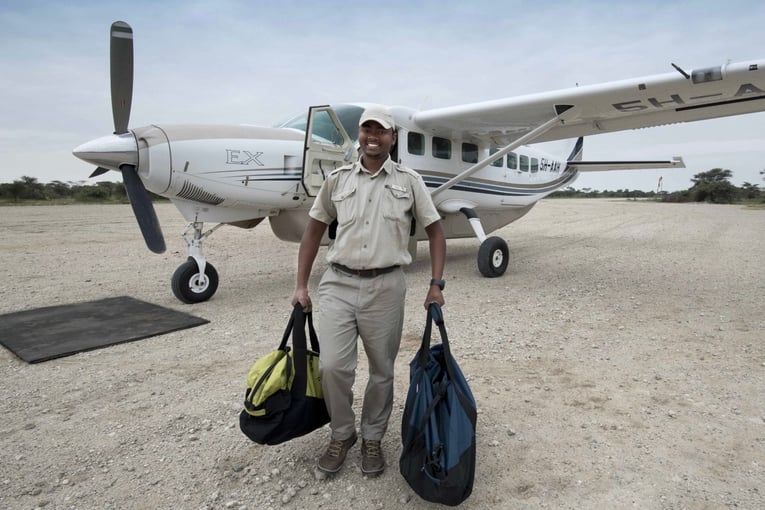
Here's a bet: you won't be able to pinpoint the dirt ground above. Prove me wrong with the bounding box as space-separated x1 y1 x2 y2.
1 199 763 510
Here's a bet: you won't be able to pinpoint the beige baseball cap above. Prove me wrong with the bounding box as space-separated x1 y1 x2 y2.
359 105 395 130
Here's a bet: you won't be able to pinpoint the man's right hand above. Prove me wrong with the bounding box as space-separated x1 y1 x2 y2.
291 288 312 311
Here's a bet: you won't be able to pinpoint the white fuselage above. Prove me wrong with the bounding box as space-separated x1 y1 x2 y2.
98 104 575 243
74 103 577 243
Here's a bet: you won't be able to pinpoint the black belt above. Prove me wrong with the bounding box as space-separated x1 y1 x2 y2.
331 263 399 278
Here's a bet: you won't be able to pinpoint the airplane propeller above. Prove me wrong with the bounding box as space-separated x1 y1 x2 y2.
110 21 133 135
78 21 166 253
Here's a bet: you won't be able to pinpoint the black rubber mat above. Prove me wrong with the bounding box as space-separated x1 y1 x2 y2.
0 296 209 363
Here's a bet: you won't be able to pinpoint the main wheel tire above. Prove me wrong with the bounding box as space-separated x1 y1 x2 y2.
171 259 219 303
477 236 509 277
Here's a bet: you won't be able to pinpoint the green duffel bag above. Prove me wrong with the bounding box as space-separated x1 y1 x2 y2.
243 348 295 418
240 304 330 445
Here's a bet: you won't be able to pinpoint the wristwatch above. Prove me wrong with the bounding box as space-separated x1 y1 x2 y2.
430 278 445 290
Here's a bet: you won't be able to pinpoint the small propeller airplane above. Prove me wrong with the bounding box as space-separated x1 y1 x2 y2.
74 22 765 304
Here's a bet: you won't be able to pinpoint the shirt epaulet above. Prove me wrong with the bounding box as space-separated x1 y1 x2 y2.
392 162 419 177
328 163 354 177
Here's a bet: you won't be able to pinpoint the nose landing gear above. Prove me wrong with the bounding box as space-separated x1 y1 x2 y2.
171 258 219 303
170 220 222 303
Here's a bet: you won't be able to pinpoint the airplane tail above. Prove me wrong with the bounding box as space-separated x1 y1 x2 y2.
566 137 584 162
564 136 684 171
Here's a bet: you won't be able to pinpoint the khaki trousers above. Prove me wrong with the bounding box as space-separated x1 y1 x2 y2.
317 265 406 441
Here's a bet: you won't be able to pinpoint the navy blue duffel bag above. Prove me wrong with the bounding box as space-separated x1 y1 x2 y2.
400 303 477 506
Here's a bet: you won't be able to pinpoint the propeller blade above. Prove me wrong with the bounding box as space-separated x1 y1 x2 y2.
121 164 166 254
89 167 110 178
110 21 133 134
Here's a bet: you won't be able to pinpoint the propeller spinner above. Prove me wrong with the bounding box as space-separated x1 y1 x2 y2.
73 21 165 254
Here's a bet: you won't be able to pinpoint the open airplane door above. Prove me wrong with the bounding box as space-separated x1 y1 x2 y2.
301 105 357 196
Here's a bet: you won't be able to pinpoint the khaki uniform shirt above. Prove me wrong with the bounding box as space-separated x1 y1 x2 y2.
309 156 441 270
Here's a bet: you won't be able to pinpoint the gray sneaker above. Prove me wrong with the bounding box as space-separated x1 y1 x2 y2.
361 439 385 476
317 433 357 473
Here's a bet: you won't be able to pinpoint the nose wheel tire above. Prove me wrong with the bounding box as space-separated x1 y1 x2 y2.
171 259 219 303
477 236 509 277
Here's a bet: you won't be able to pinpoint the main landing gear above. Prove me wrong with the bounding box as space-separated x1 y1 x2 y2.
171 221 222 303
461 208 509 278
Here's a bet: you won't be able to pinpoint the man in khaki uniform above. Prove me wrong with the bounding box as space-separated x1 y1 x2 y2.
292 105 446 476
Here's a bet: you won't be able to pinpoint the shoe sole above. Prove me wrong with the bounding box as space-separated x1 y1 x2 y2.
317 464 342 474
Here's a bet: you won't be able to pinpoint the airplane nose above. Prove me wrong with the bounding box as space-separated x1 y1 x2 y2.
73 132 138 171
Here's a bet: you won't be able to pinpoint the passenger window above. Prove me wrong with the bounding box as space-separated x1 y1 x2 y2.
407 132 425 156
520 155 529 172
507 152 518 170
433 137 451 160
531 158 539 173
461 142 478 163
490 148 503 167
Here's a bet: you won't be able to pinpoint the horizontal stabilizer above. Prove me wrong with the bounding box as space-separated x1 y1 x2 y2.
567 157 685 172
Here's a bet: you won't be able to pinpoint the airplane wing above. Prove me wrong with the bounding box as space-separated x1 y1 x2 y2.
412 59 765 145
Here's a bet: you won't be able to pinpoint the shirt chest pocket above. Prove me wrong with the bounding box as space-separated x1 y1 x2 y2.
331 186 357 226
382 184 412 223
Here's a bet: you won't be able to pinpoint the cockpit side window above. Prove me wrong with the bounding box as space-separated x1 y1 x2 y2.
311 110 345 145
334 105 364 142
278 104 365 143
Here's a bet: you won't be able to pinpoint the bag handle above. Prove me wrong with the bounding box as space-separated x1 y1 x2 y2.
419 303 460 385
278 304 320 353
288 303 319 397
420 303 477 428
418 304 450 359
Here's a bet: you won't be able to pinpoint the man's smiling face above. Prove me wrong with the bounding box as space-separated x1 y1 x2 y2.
358 121 396 162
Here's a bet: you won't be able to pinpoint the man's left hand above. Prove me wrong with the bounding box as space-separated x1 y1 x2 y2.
424 287 444 309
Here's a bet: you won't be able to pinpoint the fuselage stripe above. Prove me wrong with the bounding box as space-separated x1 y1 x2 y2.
420 171 578 196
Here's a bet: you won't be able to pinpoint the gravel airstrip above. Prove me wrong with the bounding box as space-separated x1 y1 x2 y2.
1 198 764 509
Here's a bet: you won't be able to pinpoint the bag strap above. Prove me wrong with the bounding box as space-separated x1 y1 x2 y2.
277 310 295 351
420 303 473 410
305 309 320 353
288 303 318 396
281 304 320 353
418 303 455 375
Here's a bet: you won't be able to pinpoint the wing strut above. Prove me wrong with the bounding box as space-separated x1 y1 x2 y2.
430 105 577 199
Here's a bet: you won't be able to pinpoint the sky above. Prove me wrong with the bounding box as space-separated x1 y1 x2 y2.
1 0 764 192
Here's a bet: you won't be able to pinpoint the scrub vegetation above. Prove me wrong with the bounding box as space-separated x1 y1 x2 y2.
551 168 765 204
0 169 762 205
0 177 165 205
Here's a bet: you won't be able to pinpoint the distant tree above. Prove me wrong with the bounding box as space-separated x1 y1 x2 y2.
691 168 733 186
5 176 47 200
95 181 116 198
689 168 736 204
44 180 72 199
4 181 26 202
740 182 761 200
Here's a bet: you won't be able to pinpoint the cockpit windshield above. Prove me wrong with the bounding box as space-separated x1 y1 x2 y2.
277 104 364 144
